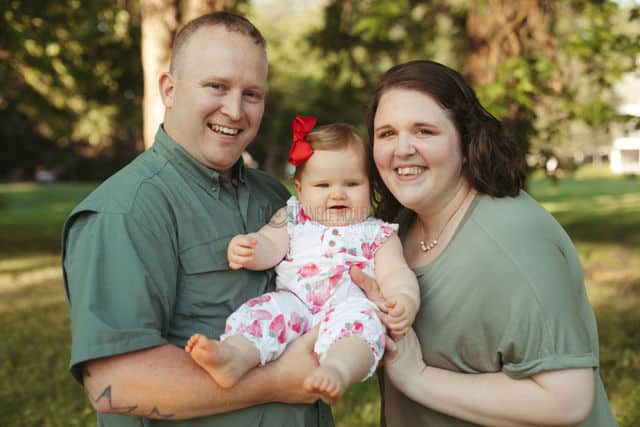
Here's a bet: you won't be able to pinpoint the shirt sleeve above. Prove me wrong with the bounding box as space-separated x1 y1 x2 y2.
497 238 598 379
63 207 177 383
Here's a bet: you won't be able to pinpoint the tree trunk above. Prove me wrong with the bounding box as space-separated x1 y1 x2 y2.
465 0 554 160
465 0 552 86
140 0 228 149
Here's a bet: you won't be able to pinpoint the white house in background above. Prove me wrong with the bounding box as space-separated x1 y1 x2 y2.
610 136 640 174
610 59 640 175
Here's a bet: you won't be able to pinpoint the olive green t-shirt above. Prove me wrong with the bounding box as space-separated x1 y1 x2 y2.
381 192 616 427
62 127 333 427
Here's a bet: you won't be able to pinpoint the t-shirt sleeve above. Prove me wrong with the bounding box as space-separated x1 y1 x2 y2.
497 239 598 379
63 208 177 383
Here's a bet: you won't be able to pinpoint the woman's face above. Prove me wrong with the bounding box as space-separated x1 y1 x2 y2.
373 87 466 213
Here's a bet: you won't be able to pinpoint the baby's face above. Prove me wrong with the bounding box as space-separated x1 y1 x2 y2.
294 147 371 226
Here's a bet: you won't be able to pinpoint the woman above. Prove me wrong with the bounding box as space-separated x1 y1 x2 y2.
353 60 616 426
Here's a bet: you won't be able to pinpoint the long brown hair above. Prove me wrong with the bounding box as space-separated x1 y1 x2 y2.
366 60 525 221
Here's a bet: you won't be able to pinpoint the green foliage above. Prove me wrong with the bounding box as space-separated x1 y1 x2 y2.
1 0 142 178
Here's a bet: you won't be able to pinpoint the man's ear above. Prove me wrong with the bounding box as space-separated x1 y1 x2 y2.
159 72 175 107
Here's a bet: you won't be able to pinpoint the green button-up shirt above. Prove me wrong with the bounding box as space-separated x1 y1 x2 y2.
62 127 333 427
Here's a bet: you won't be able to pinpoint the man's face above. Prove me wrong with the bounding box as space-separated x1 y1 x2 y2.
161 26 268 176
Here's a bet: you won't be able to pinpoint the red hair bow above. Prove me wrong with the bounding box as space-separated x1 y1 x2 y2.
288 115 317 166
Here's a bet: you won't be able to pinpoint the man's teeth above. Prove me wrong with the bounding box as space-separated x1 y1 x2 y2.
209 124 240 135
396 166 424 176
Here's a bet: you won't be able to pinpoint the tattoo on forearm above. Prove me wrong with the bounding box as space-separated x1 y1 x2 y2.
82 367 174 419
147 407 176 419
89 385 138 414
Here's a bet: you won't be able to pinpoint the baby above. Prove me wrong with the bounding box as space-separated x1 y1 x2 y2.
186 116 419 403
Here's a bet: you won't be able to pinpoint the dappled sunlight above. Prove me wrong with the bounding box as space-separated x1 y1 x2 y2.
0 253 59 274
0 254 63 315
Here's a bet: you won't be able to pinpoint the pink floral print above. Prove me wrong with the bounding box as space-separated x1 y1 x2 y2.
268 314 287 344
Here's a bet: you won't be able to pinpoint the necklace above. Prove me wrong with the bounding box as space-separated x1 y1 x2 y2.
418 189 472 252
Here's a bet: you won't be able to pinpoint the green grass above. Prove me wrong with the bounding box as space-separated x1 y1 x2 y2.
1 168 639 426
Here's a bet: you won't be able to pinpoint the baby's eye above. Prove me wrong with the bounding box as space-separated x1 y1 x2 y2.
346 182 360 187
315 183 329 188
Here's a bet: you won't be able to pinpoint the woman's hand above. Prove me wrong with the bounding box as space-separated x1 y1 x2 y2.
384 328 427 394
349 266 386 303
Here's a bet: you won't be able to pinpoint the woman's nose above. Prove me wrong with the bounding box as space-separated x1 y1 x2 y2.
395 133 416 157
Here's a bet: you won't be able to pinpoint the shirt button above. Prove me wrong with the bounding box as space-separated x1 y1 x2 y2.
328 240 336 247
332 229 339 236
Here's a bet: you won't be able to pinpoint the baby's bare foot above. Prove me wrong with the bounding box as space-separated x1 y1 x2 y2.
185 334 251 388
304 365 347 404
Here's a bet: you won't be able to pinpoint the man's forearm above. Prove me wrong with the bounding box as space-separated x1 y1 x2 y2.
83 343 312 419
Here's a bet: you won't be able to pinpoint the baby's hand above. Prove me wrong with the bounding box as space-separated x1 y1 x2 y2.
378 297 414 339
227 234 257 270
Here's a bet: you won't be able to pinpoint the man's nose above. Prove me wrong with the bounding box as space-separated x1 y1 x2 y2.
221 91 242 121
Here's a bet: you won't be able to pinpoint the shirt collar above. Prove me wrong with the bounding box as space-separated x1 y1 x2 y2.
152 126 247 192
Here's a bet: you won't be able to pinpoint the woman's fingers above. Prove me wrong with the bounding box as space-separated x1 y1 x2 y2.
349 266 385 302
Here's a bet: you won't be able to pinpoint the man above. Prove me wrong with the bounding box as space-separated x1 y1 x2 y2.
62 12 333 426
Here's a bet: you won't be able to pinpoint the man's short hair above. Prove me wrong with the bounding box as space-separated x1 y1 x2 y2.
170 11 266 74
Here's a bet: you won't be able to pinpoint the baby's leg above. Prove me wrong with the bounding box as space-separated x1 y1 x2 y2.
305 297 385 404
304 336 374 404
186 333 259 388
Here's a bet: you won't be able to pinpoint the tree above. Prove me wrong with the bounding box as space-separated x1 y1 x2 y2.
1 0 143 179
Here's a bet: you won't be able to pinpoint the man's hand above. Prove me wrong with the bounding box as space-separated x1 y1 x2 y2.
227 234 257 270
270 326 321 404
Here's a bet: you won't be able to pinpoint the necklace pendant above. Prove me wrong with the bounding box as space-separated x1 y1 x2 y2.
419 239 438 252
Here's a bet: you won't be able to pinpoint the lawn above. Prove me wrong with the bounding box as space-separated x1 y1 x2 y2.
1 166 639 426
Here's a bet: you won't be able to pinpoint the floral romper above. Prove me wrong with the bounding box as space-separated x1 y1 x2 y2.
221 196 398 378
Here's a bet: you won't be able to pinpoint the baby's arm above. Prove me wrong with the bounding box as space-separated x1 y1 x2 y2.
227 208 290 270
374 233 420 337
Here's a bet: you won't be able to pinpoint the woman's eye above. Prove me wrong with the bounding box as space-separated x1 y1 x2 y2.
377 130 394 138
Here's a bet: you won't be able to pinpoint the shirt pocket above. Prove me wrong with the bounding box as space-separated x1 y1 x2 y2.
175 236 273 335
179 236 231 274
176 236 238 325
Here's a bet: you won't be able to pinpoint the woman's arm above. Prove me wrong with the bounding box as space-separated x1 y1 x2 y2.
385 330 595 427
83 327 320 419
228 208 290 270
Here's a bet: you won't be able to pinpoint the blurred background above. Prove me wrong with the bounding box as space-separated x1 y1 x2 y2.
1 0 639 426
